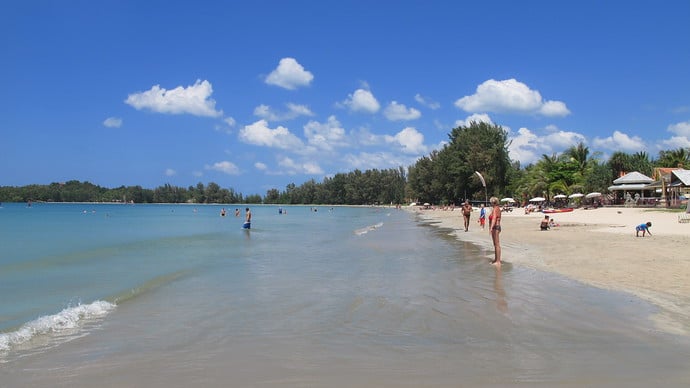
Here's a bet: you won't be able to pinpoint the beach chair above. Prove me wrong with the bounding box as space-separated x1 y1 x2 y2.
679 213 690 223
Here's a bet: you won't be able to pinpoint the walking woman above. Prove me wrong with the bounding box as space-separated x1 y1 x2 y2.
488 197 502 267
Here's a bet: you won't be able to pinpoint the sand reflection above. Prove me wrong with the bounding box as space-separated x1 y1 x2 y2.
493 266 508 313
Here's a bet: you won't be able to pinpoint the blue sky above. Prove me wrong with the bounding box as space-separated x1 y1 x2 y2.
2 1 689 195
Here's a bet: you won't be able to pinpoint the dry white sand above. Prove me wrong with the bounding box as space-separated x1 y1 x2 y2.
409 205 690 335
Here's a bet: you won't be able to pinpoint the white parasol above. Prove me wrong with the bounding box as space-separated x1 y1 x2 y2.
585 192 602 199
529 197 546 202
500 198 515 203
553 194 567 199
568 193 584 199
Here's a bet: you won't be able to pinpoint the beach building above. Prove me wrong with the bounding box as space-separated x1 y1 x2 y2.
668 169 690 202
607 171 655 206
646 168 690 208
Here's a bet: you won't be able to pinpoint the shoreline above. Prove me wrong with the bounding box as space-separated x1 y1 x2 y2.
407 205 690 336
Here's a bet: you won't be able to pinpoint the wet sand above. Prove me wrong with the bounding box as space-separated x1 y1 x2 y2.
410 205 690 335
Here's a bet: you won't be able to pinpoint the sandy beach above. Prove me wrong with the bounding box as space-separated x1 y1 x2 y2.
410 205 690 335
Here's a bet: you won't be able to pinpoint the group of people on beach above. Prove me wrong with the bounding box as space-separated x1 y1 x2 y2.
460 197 656 268
540 215 559 230
461 198 502 267
219 207 252 229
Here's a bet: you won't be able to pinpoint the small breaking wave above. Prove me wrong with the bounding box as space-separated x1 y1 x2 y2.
354 222 384 236
0 300 115 354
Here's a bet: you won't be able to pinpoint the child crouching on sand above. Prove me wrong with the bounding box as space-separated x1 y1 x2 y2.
635 222 652 237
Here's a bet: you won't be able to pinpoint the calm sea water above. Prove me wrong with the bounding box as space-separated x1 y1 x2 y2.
1 203 689 387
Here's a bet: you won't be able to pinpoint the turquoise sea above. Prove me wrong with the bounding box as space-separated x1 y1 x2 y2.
1 203 689 387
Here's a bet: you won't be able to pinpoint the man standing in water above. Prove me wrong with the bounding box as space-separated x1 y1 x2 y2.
243 207 252 229
461 200 472 232
488 197 502 267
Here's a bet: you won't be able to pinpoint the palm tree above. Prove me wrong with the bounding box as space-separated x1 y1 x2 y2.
629 151 653 176
567 142 590 173
537 154 560 199
657 147 690 168
608 151 630 178
566 142 592 189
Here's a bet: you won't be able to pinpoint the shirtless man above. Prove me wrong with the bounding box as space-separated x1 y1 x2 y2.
243 207 252 229
461 201 472 232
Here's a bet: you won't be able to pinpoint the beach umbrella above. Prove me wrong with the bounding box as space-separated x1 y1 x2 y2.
423 202 430 206
568 193 584 199
585 192 602 199
529 197 546 202
553 194 567 199
500 198 515 203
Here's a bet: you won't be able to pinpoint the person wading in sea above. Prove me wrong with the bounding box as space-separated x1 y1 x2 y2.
243 207 252 229
488 197 502 267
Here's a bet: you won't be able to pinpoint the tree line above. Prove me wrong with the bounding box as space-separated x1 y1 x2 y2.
406 122 689 205
0 166 407 206
2 122 688 206
0 181 261 204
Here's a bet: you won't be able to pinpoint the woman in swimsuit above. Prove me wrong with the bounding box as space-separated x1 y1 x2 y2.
488 196 502 266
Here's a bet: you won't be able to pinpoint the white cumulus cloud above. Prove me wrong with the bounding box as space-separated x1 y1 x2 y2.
414 93 440 110
592 130 646 152
265 57 314 90
303 115 348 151
660 136 690 149
455 79 570 117
254 103 314 121
384 101 421 121
343 88 380 114
224 117 236 127
508 127 541 164
238 120 304 150
206 161 240 175
539 100 570 116
385 127 427 154
668 120 690 137
455 113 494 128
342 151 415 171
125 80 222 117
278 156 323 175
657 120 690 150
103 117 122 128
507 126 587 165
164 168 176 176
542 128 587 149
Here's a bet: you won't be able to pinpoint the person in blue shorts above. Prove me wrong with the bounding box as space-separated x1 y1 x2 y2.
635 221 652 237
243 207 252 229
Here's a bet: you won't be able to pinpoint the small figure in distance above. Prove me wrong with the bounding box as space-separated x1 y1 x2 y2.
462 200 472 232
220 208 226 217
478 203 486 230
635 221 652 237
540 215 550 231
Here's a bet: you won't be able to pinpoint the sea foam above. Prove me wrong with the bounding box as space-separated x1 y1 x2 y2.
0 300 115 353
354 222 384 236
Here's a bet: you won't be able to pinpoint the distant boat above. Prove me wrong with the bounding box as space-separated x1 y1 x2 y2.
542 208 574 214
